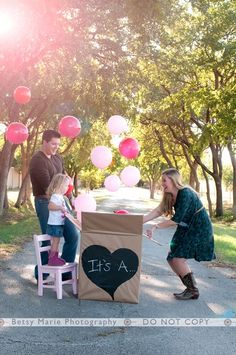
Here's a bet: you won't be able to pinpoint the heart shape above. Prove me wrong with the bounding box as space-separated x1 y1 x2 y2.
82 245 139 300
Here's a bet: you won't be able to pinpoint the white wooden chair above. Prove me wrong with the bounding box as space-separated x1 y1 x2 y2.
34 234 78 299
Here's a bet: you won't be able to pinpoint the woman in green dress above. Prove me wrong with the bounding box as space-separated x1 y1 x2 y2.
143 168 215 300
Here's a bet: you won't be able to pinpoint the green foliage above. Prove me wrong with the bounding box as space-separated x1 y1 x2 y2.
137 126 166 182
223 165 233 191
79 166 104 190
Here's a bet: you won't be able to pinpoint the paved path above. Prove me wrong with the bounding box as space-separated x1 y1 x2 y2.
0 187 236 355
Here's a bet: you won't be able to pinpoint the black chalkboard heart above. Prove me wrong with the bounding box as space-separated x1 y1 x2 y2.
82 245 139 300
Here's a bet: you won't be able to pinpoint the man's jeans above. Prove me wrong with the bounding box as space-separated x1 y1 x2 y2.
34 198 79 280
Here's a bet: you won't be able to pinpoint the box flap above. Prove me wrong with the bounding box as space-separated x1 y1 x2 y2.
82 212 143 235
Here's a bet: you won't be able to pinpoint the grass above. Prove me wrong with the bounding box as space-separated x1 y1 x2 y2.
212 206 236 225
213 223 236 265
209 206 236 266
0 204 40 258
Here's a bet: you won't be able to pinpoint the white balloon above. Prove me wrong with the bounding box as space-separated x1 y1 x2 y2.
104 175 121 192
90 146 112 169
74 193 97 212
107 115 128 135
0 123 7 135
120 166 141 187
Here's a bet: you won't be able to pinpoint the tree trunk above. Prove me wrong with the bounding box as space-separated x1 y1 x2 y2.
0 141 17 215
0 101 20 215
178 144 200 191
227 141 236 217
168 114 224 216
14 172 32 208
15 142 33 207
150 180 156 199
213 174 223 217
74 173 78 196
192 160 200 192
155 129 174 167
195 144 224 217
202 168 213 217
210 143 223 216
3 190 9 209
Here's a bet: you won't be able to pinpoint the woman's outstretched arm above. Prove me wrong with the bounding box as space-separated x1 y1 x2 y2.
143 205 162 223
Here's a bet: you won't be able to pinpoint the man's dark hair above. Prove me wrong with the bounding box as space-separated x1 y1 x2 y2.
42 130 61 143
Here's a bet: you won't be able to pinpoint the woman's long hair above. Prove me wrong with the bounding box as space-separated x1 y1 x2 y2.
160 168 185 216
46 174 69 197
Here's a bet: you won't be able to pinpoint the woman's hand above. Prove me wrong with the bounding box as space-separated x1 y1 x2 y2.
146 225 158 239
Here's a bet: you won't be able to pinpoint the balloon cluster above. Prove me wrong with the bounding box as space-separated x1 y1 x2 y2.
3 86 141 198
4 86 82 145
90 115 141 192
4 86 31 144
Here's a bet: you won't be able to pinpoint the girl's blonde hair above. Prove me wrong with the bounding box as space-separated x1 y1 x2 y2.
46 174 69 197
160 168 185 216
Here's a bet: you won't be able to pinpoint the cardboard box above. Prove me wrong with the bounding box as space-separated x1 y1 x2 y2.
79 212 143 303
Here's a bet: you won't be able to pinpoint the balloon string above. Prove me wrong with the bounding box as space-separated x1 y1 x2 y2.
143 233 163 246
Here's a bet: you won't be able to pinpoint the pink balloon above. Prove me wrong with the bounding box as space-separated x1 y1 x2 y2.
74 193 97 213
107 115 128 135
119 137 140 159
5 122 29 144
58 116 81 138
114 209 129 214
120 166 141 187
13 86 31 104
104 175 121 192
90 146 112 169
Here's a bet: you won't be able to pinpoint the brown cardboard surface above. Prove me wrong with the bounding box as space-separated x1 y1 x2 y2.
79 212 143 303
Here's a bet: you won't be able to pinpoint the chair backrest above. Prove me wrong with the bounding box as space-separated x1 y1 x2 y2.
34 234 51 267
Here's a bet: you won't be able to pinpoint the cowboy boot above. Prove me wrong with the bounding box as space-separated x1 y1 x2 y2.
48 251 66 266
174 272 199 300
173 275 187 297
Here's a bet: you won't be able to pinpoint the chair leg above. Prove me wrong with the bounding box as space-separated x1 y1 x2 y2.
56 271 63 299
53 273 57 291
38 271 43 296
72 268 78 295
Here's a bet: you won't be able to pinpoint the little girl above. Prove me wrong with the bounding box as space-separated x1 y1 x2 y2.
46 173 70 266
